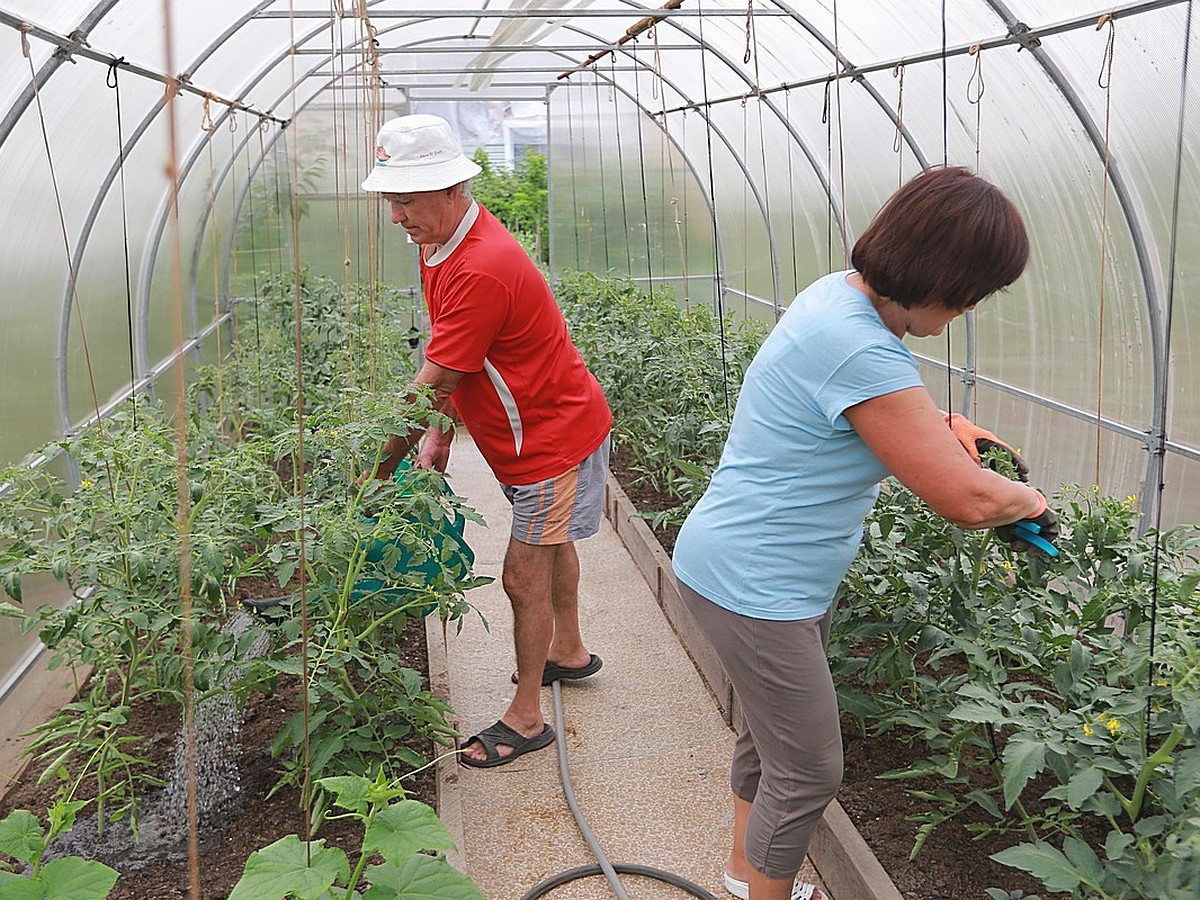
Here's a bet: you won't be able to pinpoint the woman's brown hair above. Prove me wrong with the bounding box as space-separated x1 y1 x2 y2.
850 166 1029 310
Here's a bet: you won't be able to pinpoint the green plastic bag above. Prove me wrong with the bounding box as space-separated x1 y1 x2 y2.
352 462 474 617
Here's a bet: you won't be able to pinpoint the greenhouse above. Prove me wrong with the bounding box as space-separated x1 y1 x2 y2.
0 1 1197 898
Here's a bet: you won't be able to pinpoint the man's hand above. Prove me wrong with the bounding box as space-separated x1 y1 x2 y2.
415 423 454 473
944 413 1030 482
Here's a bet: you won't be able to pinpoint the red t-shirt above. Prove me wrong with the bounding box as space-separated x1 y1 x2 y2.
421 204 611 485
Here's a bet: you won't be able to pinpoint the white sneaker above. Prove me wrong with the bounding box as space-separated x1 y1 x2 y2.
723 870 820 900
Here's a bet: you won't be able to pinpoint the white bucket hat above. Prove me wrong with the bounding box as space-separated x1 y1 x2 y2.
361 114 483 193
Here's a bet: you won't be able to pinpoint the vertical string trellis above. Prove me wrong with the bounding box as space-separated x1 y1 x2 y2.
609 53 634 275
107 58 139 430
227 113 242 348
248 118 268 414
892 63 905 191
157 2 201 893
940 0 953 414
966 45 984 421
285 0 314 857
593 70 613 271
823 79 833 273
784 86 798 299
21 25 113 486
745 1 777 320
695 0 731 421
652 22 690 311
966 45 985 172
740 93 749 317
357 1 383 391
564 81 583 271
201 96 227 430
332 0 358 412
831 0 848 269
629 38 656 293
1094 13 1117 491
1147 0 1193 713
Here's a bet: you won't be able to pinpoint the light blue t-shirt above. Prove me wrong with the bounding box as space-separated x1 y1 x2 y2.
671 270 924 621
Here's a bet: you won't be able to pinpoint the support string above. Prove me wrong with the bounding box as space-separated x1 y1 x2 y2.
156 3 201 893
107 57 138 430
202 97 226 430
23 26 113 495
967 45 985 172
696 0 731 420
630 40 656 292
892 63 905 190
1147 0 1192 698
610 53 633 274
286 0 314 857
1094 13 1116 489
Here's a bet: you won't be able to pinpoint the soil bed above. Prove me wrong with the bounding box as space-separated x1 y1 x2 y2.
608 447 1060 900
0 596 435 900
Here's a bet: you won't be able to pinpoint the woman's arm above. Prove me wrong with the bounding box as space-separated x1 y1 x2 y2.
843 386 1044 529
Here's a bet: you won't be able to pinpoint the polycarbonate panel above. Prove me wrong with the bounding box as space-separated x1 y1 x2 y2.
2 1 100 33
0 28 53 120
87 1 262 84
785 0 1004 73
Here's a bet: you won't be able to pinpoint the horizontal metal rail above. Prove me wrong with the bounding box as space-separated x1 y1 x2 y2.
911 350 1200 464
656 0 1189 114
0 11 287 125
294 43 695 53
257 8 792 18
10 311 234 479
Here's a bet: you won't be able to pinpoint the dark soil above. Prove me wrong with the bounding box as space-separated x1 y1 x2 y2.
607 447 1060 900
0 595 435 900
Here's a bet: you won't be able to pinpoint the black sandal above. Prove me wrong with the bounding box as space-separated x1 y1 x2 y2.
458 720 555 768
511 653 604 686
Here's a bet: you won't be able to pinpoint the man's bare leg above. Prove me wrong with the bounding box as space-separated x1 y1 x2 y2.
462 537 557 763
547 541 591 669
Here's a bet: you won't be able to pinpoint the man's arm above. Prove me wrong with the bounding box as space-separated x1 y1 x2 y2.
375 361 463 479
415 395 460 472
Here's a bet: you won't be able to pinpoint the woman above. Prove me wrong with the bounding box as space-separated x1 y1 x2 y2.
671 166 1057 900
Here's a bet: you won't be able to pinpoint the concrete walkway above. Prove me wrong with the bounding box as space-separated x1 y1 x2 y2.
428 433 828 900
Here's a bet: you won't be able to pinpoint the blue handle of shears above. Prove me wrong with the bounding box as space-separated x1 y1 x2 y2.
1012 520 1058 557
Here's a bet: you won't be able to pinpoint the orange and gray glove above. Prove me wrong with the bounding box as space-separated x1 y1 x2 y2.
944 413 1030 482
994 494 1060 556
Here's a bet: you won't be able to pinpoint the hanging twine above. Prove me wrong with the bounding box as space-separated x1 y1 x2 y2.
1094 12 1116 488
892 63 905 189
967 45 985 171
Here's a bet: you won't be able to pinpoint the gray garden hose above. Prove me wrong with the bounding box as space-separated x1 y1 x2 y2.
516 680 718 900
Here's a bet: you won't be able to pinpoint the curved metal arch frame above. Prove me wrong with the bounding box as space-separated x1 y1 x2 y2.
40 0 397 432
283 16 760 313
983 0 1172 527
133 22 351 382
23 0 1192 527
204 30 730 312
320 9 825 314
0 1 123 149
52 0 283 434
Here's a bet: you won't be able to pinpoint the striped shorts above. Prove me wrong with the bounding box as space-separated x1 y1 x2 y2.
500 435 610 545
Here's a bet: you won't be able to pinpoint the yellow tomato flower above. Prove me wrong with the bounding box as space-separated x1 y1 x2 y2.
1125 494 1137 504
1107 718 1120 736
1002 561 1016 572
80 479 92 489
1083 723 1094 737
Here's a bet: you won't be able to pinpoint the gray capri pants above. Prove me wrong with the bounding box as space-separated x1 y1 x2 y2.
679 581 843 881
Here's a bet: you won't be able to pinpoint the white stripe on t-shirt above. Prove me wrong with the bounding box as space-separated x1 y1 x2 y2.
482 358 523 456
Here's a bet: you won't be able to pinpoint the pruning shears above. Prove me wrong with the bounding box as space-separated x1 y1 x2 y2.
1011 519 1059 557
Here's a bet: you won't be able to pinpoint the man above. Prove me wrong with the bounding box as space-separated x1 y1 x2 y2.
362 114 612 768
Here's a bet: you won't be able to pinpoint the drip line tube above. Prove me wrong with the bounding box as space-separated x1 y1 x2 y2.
517 679 718 900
